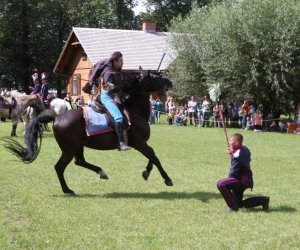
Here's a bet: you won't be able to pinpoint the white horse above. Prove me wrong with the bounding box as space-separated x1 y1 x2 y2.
49 98 72 115
23 97 72 128
0 90 45 136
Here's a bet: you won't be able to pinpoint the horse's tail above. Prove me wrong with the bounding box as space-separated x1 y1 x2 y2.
4 115 55 163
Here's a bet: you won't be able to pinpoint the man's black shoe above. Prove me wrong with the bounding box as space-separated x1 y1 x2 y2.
262 197 270 211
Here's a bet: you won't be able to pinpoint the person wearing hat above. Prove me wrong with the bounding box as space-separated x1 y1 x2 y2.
30 73 41 94
40 72 49 102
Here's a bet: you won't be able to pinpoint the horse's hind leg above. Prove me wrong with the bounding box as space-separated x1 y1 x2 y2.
11 123 18 137
135 143 173 186
43 122 50 131
74 147 109 179
55 153 75 194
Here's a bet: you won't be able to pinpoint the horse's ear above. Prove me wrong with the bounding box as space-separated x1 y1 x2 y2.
139 66 144 76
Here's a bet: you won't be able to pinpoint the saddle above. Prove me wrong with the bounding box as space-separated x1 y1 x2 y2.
91 99 130 131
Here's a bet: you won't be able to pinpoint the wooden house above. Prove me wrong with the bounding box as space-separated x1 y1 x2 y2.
53 22 175 100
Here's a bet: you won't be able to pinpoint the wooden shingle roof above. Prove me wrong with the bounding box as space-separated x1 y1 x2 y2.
54 27 176 74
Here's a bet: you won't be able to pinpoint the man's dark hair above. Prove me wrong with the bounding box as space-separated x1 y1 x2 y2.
231 133 243 144
109 51 123 64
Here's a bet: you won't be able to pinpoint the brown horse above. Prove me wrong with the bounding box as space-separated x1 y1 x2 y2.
5 69 173 194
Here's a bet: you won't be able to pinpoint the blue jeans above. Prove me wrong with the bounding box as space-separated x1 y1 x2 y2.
202 111 210 127
242 114 250 129
100 91 123 123
150 110 155 124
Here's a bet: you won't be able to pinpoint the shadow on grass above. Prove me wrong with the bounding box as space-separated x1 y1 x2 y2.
268 206 297 213
267 206 297 213
54 191 222 203
53 194 297 213
244 205 297 213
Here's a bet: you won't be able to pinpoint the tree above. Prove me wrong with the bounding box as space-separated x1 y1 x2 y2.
169 0 300 114
66 0 137 29
0 0 31 90
141 0 211 31
0 0 138 93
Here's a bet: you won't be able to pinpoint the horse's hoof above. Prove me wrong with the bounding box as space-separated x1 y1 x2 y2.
99 170 109 180
142 170 149 181
64 190 76 196
165 180 174 186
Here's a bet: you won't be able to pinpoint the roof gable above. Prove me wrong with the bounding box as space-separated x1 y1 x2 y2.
54 27 176 74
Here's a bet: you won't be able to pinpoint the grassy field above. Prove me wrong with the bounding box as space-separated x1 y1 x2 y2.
0 119 300 249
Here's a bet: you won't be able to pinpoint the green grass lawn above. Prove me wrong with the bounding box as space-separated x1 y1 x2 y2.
0 120 300 249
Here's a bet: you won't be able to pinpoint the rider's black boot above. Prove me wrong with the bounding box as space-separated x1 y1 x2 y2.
115 122 131 151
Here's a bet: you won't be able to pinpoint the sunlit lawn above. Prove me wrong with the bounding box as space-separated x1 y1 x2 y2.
0 119 300 249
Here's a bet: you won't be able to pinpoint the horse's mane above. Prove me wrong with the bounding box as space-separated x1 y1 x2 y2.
122 75 142 96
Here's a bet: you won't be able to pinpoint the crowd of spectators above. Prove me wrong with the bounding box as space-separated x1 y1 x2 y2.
2 87 299 134
149 95 300 134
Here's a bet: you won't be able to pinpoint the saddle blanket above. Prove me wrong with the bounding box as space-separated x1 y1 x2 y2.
83 107 114 136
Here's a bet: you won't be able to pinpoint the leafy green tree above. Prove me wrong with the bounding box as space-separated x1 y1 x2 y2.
0 0 31 90
169 0 300 114
66 0 137 29
141 0 211 31
0 0 70 91
0 0 137 93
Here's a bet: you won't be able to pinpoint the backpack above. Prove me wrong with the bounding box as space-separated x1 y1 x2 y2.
82 59 109 94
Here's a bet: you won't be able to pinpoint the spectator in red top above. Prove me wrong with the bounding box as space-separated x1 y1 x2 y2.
242 100 250 130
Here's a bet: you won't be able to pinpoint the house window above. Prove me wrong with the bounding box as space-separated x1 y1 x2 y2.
72 74 81 95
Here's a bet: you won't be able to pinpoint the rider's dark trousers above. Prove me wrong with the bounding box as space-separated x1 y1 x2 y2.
217 177 246 211
217 177 267 211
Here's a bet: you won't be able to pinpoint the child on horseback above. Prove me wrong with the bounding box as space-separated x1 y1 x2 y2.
89 51 131 151
40 72 49 103
30 73 41 95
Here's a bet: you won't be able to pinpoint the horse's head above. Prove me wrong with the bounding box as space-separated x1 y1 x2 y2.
138 66 172 92
20 94 46 112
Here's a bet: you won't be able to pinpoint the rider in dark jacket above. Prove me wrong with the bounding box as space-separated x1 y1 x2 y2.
40 72 49 102
31 73 41 94
90 51 131 151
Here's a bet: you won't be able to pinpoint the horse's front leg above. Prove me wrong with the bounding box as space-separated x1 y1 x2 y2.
10 119 18 137
135 143 173 186
55 153 75 194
